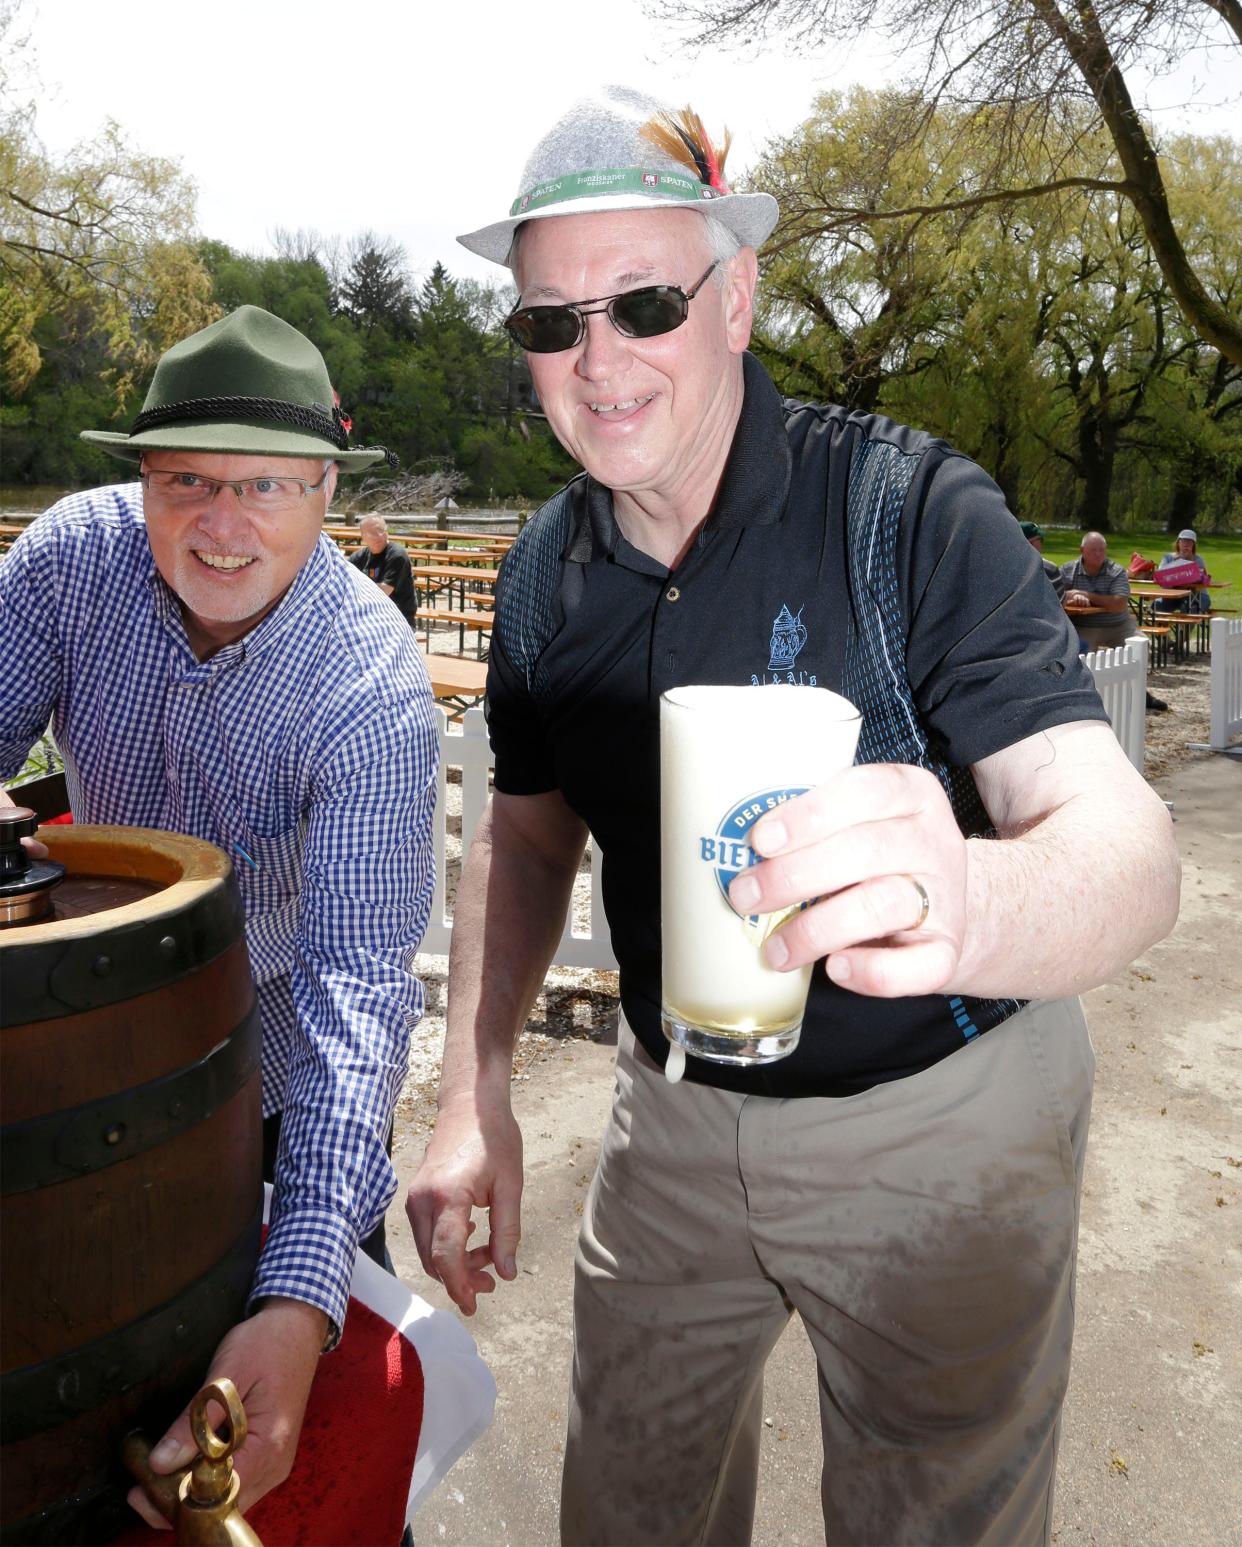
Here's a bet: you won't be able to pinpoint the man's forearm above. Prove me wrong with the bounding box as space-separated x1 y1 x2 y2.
439 799 587 1108
1065 592 1130 614
957 757 1179 1000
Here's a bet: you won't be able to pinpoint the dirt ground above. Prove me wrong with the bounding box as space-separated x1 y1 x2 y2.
388 733 1241 1547
1141 652 1215 780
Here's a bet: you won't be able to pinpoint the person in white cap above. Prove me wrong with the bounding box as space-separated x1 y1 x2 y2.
1157 528 1212 613
406 85 1180 1546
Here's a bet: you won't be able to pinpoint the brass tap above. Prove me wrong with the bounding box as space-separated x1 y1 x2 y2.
123 1378 263 1546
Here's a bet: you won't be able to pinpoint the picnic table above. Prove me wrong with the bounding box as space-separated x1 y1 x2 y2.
412 564 501 610
420 649 488 711
325 525 513 554
417 607 494 657
1128 582 1191 628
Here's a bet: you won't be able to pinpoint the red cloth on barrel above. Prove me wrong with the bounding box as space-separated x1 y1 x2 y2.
116 1296 424 1547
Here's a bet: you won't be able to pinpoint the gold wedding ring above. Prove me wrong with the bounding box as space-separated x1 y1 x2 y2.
903 874 931 931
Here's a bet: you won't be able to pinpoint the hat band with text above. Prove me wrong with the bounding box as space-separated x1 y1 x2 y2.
509 167 726 218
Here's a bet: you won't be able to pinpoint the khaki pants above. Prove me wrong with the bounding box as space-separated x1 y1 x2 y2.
562 999 1094 1547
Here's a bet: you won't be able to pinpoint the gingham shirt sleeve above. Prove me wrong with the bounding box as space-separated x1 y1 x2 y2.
0 522 64 780
248 686 439 1340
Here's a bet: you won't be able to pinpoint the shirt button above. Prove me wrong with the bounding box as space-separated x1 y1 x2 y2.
666 586 681 603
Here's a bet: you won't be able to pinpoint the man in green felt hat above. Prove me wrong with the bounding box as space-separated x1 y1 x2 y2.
0 305 440 1523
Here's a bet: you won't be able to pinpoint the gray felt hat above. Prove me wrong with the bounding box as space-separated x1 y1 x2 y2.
458 84 779 266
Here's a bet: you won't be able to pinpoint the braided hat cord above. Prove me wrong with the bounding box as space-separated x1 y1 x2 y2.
131 395 350 449
128 395 399 469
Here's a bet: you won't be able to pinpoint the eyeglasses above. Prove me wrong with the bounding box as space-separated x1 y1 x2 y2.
140 467 331 513
504 262 719 354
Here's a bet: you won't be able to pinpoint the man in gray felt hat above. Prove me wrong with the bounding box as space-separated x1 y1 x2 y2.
407 85 1180 1545
0 305 439 1524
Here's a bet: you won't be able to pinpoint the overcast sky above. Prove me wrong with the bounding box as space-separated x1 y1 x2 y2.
19 0 1240 289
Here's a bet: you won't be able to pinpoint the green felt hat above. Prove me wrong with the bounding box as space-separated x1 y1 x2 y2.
1019 519 1044 540
80 306 395 472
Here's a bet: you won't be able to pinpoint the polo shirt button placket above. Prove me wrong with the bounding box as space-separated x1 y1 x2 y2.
653 581 688 696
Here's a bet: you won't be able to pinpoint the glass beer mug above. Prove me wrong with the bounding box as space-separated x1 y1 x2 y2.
660 684 862 1066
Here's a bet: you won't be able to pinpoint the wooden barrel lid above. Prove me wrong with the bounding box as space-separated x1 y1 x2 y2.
0 827 245 1027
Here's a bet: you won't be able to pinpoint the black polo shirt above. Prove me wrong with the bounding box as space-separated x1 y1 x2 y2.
487 354 1107 1097
349 541 417 624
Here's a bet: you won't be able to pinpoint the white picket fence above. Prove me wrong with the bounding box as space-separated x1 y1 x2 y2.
1206 617 1242 752
420 707 618 969
1085 634 1148 772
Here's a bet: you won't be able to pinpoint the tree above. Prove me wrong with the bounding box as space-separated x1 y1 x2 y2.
751 91 977 415
749 91 1242 529
338 233 414 335
0 3 216 396
651 0 1242 363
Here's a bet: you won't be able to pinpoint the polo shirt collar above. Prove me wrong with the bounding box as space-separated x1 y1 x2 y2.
566 351 793 564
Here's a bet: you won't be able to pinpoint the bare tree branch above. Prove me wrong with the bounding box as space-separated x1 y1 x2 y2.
647 0 1242 362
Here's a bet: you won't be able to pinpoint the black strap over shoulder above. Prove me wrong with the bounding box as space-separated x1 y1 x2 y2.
493 481 583 701
838 432 1023 1037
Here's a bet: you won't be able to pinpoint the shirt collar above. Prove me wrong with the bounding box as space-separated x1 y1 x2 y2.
565 351 793 565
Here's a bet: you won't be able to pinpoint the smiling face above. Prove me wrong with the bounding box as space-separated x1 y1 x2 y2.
141 452 336 648
515 209 756 522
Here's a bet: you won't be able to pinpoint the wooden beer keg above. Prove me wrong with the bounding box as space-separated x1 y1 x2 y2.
0 822 263 1545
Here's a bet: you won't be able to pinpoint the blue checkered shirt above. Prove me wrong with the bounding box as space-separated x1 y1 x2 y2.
0 485 439 1338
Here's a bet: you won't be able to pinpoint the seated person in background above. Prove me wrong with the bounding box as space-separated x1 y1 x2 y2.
1020 519 1065 598
350 515 418 625
1156 528 1210 613
1061 532 1167 711
1060 531 1138 652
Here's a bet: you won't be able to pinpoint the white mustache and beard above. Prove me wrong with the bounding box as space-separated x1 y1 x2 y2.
165 545 275 624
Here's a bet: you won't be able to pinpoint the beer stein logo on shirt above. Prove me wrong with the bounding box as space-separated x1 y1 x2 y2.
767 605 808 671
697 788 809 941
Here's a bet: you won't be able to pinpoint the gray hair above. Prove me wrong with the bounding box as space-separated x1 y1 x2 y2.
699 212 742 285
359 514 388 534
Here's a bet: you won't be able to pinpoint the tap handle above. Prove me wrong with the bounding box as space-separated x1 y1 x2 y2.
0 805 37 879
191 1379 248 1465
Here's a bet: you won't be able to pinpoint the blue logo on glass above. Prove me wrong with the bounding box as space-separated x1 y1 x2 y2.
698 787 810 909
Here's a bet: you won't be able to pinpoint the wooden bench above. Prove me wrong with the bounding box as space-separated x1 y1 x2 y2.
1190 610 1237 654
1140 625 1171 668
1155 612 1229 658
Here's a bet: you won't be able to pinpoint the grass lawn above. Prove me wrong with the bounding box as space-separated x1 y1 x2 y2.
1039 528 1242 604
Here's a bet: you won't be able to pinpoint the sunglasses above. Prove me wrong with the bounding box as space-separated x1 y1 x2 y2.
504 261 719 354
